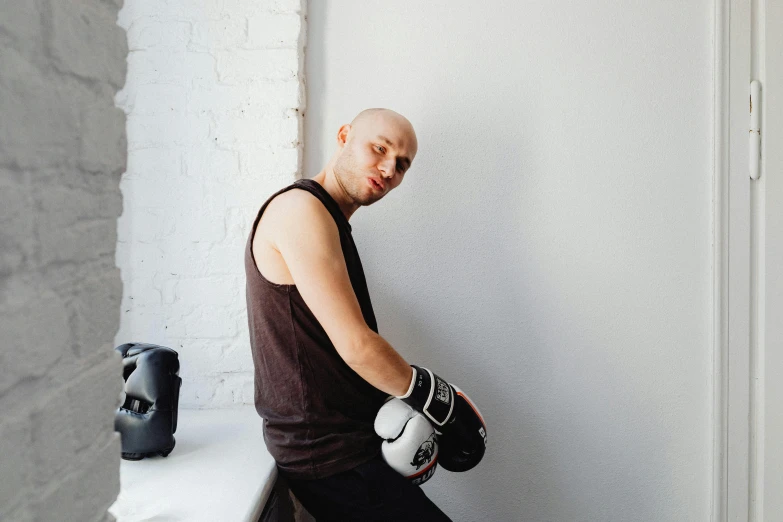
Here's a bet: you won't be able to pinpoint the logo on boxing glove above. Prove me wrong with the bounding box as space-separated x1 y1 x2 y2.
411 465 437 486
411 433 437 470
435 380 451 404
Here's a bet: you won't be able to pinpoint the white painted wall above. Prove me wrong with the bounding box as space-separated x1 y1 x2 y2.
0 1 127 520
115 0 305 408
305 1 713 520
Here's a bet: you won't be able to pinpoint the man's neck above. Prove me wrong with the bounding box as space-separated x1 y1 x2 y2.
311 170 359 221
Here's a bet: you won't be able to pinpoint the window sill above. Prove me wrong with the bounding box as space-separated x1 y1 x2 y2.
109 406 277 522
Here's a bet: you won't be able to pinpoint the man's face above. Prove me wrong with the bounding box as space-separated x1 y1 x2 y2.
332 117 417 206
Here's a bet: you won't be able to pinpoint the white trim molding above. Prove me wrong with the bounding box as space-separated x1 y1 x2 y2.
711 0 730 518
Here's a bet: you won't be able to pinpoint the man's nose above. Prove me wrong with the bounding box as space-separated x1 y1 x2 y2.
380 158 395 178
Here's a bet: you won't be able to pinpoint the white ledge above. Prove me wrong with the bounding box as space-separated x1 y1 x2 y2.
109 406 277 522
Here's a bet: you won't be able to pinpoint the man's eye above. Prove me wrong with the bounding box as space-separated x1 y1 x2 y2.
376 145 385 153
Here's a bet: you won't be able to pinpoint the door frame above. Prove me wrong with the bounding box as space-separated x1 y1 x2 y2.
713 0 757 520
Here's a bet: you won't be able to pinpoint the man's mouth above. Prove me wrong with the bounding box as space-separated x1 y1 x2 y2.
368 177 384 191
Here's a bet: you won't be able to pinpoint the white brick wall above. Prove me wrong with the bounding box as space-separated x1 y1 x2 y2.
0 0 127 520
115 0 307 408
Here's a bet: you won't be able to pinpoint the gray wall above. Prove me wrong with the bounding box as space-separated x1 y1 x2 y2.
0 1 127 520
305 1 713 520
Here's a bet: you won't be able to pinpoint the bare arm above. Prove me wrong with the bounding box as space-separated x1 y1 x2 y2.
349 329 414 397
268 190 413 396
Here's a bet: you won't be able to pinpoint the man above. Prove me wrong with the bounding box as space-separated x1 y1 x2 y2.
245 108 470 520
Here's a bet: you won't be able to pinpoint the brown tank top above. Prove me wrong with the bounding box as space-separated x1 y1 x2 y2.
244 178 388 480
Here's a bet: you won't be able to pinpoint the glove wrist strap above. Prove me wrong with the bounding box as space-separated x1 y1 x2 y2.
397 365 454 427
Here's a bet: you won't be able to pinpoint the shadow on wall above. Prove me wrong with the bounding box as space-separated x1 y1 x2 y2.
360 101 661 521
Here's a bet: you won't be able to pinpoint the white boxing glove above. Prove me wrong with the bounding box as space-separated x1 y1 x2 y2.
374 398 439 485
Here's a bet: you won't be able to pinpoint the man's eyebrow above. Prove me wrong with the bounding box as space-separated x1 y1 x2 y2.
377 135 411 168
377 135 396 147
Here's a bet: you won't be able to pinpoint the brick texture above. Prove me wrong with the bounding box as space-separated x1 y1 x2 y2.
114 0 306 409
0 0 127 520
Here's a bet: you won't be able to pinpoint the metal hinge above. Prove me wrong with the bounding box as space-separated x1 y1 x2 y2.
750 80 761 180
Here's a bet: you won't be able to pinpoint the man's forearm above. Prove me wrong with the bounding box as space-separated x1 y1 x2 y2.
346 329 414 396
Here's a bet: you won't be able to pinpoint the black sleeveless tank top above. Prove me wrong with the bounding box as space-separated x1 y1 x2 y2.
244 178 388 480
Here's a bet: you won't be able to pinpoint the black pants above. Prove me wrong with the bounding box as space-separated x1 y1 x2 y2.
284 455 453 522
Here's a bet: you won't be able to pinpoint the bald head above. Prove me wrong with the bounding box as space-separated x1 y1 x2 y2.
347 108 418 159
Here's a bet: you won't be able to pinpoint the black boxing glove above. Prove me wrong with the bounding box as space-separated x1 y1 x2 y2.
436 385 487 472
397 365 487 472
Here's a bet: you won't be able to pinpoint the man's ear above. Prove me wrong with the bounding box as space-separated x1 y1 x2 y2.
336 124 352 147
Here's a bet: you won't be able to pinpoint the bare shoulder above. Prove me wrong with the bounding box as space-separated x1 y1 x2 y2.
252 187 338 285
268 187 327 215
262 187 336 245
